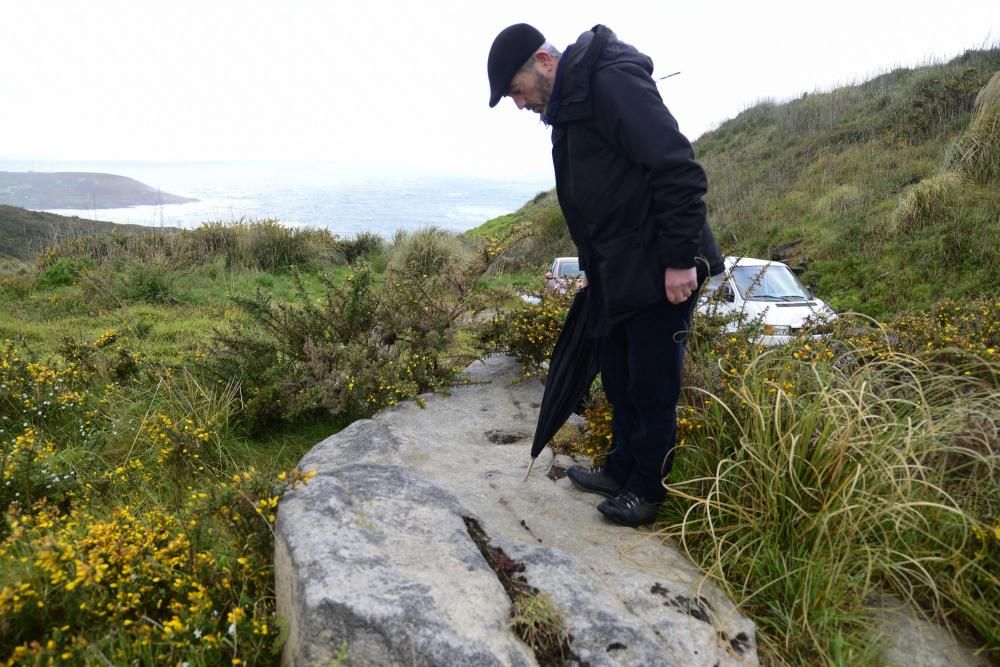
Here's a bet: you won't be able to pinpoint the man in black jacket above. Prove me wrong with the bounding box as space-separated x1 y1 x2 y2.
488 24 724 526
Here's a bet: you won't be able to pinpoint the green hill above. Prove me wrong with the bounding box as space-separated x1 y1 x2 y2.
471 46 1000 318
0 171 197 209
0 204 171 264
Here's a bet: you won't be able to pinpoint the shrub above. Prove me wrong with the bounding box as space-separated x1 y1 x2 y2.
0 427 78 534
207 235 501 431
36 257 89 288
337 231 385 265
0 467 315 665
578 392 613 464
480 288 574 371
388 227 472 277
0 339 91 441
123 262 174 303
140 369 240 472
658 305 1000 665
850 297 1000 365
0 273 32 301
896 66 981 140
0 335 316 664
243 219 313 272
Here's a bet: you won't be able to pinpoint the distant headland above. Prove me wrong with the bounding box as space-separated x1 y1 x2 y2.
0 171 198 209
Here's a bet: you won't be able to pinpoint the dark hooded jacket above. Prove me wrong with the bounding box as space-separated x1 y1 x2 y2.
546 25 724 334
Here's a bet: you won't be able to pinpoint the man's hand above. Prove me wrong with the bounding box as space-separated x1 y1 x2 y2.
664 267 697 304
579 272 589 289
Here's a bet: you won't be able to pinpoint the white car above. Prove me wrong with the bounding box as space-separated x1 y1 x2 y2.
697 257 836 345
545 257 585 293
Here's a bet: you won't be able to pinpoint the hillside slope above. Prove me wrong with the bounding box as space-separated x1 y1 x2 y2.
0 205 169 262
697 48 999 315
472 46 1000 317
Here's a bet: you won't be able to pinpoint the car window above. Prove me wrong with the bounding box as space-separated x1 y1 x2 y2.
557 260 580 278
731 264 811 301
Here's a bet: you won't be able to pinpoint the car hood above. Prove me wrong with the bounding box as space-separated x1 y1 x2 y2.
742 299 836 326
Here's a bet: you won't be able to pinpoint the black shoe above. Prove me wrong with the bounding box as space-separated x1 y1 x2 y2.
598 491 661 527
566 464 623 499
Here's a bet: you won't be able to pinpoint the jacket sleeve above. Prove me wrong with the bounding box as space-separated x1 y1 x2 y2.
590 63 707 269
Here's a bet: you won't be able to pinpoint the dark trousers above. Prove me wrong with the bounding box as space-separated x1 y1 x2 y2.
600 295 697 502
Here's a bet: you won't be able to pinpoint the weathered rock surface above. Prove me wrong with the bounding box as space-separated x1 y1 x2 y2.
873 594 991 667
278 354 993 666
276 355 757 666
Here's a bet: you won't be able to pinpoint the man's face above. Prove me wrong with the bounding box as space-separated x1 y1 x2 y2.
506 60 555 115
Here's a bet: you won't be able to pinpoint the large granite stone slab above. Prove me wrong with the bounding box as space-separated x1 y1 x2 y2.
276 355 758 666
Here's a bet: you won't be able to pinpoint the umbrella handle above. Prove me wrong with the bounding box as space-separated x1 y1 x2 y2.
523 457 537 482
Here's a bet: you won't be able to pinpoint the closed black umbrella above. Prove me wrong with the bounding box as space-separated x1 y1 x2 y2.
525 289 600 479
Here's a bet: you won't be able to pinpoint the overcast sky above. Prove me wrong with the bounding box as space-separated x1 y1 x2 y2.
1 1 996 180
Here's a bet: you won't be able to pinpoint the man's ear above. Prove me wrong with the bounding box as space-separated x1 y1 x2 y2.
533 50 556 74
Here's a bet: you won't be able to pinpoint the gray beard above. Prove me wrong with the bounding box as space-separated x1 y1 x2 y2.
535 70 554 125
534 70 553 112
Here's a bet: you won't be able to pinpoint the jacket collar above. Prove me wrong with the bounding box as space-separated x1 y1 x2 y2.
549 25 612 125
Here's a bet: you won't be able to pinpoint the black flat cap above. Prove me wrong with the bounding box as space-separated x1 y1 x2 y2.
487 23 545 108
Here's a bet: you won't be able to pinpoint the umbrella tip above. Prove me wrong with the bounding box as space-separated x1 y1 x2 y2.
523 457 537 482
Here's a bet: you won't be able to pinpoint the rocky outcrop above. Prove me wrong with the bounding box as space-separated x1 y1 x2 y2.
275 355 758 666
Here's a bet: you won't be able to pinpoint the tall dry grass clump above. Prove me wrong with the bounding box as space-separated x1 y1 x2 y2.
661 335 999 665
946 71 1000 183
889 171 961 235
35 219 344 273
388 227 473 276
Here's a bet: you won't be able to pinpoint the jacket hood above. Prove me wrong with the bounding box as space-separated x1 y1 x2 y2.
550 25 654 124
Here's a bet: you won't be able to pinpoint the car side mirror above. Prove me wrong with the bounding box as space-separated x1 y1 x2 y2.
721 285 736 303
545 272 554 280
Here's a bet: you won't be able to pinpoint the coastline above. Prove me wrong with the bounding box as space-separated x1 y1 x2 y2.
0 160 552 235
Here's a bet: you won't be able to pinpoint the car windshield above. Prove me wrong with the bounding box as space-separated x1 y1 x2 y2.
731 264 812 301
556 261 581 278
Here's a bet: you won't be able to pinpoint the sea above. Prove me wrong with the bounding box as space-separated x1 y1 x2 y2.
0 160 554 238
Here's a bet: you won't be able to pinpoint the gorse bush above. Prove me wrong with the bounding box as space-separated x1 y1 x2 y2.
480 287 574 372
0 332 315 664
897 66 981 140
35 257 89 288
1 467 315 664
207 228 514 432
